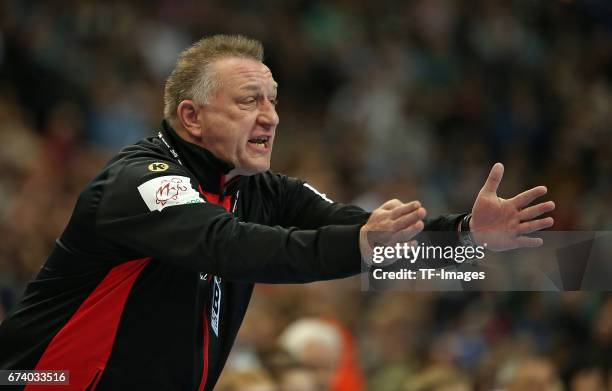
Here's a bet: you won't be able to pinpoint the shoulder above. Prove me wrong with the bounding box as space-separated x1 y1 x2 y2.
101 137 189 182
93 138 201 212
246 172 332 203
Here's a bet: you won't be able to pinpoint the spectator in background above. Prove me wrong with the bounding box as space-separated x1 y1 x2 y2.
569 366 607 391
215 369 277 391
403 367 472 391
263 349 319 391
502 357 563 391
278 317 365 391
277 366 319 391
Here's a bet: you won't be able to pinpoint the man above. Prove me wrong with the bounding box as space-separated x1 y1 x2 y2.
0 35 554 390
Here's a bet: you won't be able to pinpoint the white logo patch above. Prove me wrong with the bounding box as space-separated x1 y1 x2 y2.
304 183 333 203
137 175 204 211
211 276 222 337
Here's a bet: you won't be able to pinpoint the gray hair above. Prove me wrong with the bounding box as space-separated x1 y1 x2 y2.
163 34 264 119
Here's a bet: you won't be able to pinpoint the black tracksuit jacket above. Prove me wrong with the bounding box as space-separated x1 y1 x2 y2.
0 122 463 390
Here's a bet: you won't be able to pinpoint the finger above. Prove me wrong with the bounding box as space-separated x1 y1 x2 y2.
381 238 420 257
516 236 544 248
389 201 421 219
392 207 427 231
519 201 555 221
518 217 554 234
511 186 547 208
392 220 424 242
481 162 504 194
380 199 403 210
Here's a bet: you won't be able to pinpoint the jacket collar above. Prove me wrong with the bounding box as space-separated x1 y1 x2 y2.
160 120 236 194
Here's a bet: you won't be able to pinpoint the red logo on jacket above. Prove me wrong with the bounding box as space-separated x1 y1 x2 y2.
156 177 188 206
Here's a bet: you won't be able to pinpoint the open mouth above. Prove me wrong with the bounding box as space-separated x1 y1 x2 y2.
248 136 271 151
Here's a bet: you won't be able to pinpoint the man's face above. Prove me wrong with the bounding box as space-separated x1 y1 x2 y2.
197 57 279 176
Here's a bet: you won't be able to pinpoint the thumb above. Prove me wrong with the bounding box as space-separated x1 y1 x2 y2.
481 162 504 194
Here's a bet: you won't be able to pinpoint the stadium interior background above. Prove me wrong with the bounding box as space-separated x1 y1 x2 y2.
1 1 611 390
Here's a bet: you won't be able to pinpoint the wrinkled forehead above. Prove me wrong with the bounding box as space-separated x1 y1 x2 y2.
210 57 277 91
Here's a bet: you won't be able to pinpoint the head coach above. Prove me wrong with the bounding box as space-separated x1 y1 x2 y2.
0 35 555 390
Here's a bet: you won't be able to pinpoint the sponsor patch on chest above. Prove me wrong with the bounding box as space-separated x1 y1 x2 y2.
137 175 204 211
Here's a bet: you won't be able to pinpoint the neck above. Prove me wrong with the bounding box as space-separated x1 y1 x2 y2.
161 119 235 194
168 118 241 181
225 170 240 182
168 119 199 145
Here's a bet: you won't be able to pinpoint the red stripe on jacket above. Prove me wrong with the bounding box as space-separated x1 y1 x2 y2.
26 258 151 390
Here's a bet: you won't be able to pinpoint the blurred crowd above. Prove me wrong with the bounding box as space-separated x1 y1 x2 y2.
1 0 611 389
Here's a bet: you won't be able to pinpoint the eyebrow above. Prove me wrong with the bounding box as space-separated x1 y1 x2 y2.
240 82 278 92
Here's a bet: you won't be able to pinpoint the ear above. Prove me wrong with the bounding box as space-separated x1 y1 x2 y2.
176 100 202 138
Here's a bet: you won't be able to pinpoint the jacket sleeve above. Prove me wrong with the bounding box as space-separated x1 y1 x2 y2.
275 175 464 245
274 175 371 228
419 214 466 247
94 159 362 283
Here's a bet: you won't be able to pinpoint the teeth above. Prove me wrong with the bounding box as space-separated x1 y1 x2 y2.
249 137 269 149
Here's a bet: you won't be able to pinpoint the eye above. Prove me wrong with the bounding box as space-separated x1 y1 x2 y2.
241 96 256 104
269 98 278 106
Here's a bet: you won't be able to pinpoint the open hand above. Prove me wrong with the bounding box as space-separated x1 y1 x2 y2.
470 163 555 251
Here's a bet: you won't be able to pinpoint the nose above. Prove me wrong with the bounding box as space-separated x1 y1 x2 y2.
257 100 279 130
